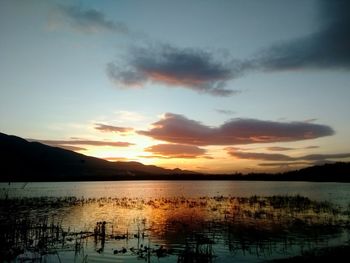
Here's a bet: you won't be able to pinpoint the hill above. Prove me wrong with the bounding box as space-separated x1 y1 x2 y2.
1 132 349 182
0 132 193 181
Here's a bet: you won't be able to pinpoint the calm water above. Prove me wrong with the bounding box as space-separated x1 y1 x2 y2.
1 181 350 263
2 180 350 205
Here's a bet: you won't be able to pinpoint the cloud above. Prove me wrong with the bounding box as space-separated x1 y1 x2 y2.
51 5 128 34
105 1 350 96
301 153 350 161
107 44 243 96
138 155 170 159
228 151 294 161
32 139 134 147
56 145 87 151
104 157 133 162
267 145 319 151
144 144 206 159
305 145 320 149
258 162 310 167
138 113 334 146
103 0 349 95
227 148 350 162
266 146 295 151
95 123 133 133
215 109 236 115
252 0 350 71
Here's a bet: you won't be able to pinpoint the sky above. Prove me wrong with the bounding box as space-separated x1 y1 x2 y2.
1 0 350 173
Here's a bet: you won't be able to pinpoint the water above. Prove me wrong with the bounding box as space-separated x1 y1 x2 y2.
1 181 350 262
2 180 350 205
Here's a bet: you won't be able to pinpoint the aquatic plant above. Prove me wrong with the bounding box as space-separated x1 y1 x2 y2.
0 195 349 262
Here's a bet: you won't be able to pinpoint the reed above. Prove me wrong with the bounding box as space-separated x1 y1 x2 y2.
0 195 349 262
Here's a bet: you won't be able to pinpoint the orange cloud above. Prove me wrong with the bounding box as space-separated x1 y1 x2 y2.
144 143 206 159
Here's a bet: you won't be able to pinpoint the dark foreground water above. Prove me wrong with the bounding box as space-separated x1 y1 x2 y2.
1 181 350 262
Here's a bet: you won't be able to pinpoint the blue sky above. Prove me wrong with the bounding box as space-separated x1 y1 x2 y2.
1 0 349 173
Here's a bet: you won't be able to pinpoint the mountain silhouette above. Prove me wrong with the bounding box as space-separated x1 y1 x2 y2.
0 132 193 181
1 132 349 182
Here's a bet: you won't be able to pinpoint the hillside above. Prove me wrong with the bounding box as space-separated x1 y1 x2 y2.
1 132 349 182
0 132 192 181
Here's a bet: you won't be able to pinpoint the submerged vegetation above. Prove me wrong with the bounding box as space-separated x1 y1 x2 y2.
0 195 349 262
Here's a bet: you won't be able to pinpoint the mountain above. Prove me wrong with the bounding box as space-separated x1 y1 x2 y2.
0 132 194 181
1 132 349 182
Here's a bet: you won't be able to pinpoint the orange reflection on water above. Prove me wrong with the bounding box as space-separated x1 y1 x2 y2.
2 195 349 263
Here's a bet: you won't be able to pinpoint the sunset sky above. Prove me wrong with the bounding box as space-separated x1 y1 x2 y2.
1 0 350 173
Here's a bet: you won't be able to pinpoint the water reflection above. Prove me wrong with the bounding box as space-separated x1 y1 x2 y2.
1 195 349 262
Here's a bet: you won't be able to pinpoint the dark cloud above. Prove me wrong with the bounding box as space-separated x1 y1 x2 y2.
145 143 206 159
54 5 128 34
95 123 133 133
253 0 350 71
107 45 243 96
104 1 349 95
32 139 134 147
227 148 350 162
138 113 334 146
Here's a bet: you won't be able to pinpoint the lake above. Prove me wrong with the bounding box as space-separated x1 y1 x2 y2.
1 181 350 262
2 181 350 205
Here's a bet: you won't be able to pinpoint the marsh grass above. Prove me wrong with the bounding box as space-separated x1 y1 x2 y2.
0 195 349 262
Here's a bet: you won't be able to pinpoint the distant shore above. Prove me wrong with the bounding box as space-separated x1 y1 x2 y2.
2 172 350 183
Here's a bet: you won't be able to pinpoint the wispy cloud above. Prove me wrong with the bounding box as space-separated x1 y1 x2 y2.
31 139 134 147
227 150 295 161
227 148 350 162
55 145 87 152
215 109 236 115
266 146 295 151
267 146 319 151
95 123 133 133
138 113 334 146
301 153 350 161
258 162 311 167
50 5 128 34
144 143 206 159
104 157 133 162
305 146 320 149
107 44 243 96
